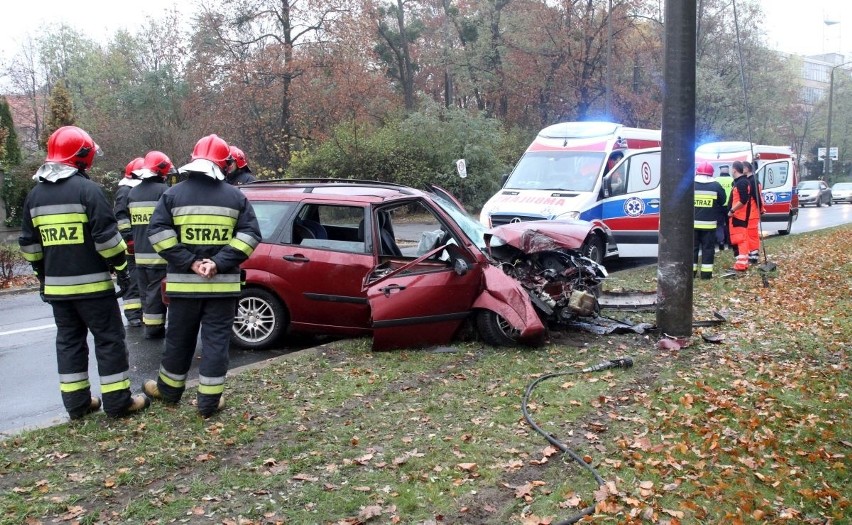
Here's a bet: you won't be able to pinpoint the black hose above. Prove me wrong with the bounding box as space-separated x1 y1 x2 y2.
521 357 633 525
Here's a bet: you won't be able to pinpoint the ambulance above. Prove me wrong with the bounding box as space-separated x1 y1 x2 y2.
694 141 799 235
479 121 662 260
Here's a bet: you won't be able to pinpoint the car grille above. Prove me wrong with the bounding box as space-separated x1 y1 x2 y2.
489 214 548 226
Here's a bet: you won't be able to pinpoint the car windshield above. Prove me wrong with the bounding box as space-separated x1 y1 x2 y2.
797 181 821 190
832 183 852 190
504 151 606 192
430 192 489 250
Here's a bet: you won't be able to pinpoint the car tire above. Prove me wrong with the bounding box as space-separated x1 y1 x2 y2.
476 309 520 347
231 288 287 350
581 235 605 264
828 198 833 206
817 199 822 207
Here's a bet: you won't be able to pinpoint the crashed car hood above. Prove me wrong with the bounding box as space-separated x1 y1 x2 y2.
487 220 593 253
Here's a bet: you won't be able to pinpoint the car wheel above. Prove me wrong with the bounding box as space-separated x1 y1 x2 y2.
817 198 822 207
828 197 833 206
232 288 287 350
581 235 604 264
476 309 520 347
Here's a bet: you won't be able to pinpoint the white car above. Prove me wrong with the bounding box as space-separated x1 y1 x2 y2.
831 182 852 204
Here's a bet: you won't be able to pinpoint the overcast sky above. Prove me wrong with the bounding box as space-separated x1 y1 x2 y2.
0 0 850 74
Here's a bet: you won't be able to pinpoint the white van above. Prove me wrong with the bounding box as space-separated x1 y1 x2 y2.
695 142 799 234
479 121 662 260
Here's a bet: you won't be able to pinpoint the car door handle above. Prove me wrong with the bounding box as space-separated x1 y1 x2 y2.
379 284 406 297
283 254 310 263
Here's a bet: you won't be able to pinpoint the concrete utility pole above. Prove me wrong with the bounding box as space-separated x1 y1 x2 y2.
657 0 697 338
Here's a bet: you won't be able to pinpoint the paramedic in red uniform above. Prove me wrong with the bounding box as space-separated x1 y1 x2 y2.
18 126 150 419
742 161 764 265
727 161 753 274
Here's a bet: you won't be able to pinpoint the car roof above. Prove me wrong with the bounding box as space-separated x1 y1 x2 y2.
240 179 427 205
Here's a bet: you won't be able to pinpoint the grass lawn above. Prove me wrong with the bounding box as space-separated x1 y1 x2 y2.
1 225 849 525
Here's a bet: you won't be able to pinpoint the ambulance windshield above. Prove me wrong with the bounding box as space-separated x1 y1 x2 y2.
504 151 606 192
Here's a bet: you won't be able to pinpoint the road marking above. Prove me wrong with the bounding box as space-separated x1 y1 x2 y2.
0 323 56 336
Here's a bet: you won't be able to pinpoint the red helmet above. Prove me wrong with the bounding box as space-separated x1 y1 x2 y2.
229 146 248 168
191 134 231 169
696 161 714 176
124 157 144 178
45 126 99 170
142 150 173 177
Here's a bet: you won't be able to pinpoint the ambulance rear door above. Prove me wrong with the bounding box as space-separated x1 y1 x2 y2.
757 158 797 234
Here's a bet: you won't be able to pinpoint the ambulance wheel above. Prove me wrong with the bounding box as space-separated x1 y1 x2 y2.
476 310 520 347
581 236 604 264
778 216 793 235
232 288 287 350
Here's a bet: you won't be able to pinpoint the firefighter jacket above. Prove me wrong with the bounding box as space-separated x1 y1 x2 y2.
148 174 260 298
114 178 142 241
128 178 168 268
694 175 727 230
226 168 256 186
19 167 127 300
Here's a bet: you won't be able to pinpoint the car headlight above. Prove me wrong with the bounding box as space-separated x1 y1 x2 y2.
556 211 580 220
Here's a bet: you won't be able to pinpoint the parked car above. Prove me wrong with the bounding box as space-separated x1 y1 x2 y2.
234 180 611 351
797 180 833 207
831 182 852 204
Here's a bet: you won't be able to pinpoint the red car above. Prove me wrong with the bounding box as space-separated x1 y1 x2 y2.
234 180 609 351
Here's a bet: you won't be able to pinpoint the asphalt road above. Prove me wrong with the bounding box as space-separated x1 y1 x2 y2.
1 203 848 436
0 293 321 436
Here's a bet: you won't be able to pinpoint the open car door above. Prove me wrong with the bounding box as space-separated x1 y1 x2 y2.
365 244 480 351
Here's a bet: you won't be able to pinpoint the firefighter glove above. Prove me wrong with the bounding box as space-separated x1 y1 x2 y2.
115 269 132 298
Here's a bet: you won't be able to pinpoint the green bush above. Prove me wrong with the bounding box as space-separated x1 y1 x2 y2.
288 104 531 210
0 243 25 287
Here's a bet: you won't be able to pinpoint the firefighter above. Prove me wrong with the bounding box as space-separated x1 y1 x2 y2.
693 162 727 279
18 126 150 419
114 157 144 327
726 161 753 274
225 146 257 186
743 161 764 265
128 151 173 339
143 134 261 418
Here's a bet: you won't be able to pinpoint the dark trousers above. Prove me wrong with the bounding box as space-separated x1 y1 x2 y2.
51 296 132 417
137 266 167 329
156 297 236 414
693 229 717 279
121 257 142 322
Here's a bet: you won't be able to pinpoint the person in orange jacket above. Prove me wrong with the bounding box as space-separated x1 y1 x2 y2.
726 161 752 274
742 161 764 265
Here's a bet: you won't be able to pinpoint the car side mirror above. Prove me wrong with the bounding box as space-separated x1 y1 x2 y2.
453 258 469 276
601 174 612 198
500 173 509 187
